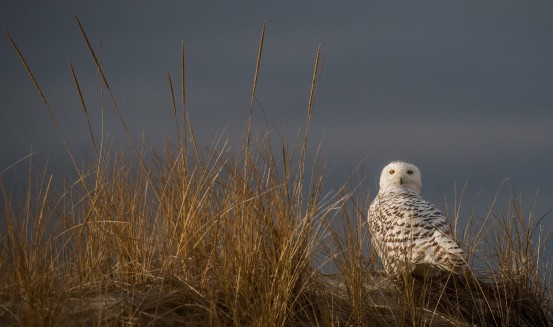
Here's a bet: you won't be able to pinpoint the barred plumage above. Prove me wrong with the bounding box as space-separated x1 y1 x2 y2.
368 161 466 277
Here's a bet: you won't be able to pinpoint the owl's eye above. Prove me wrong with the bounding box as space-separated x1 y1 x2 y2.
407 170 413 175
389 170 395 174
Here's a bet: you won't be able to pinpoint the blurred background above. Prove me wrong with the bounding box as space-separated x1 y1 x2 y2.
1 1 552 224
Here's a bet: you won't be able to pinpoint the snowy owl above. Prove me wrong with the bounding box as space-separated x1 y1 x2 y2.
367 160 466 278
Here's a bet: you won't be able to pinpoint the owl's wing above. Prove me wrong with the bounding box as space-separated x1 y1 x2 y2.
408 197 452 234
367 197 397 273
411 197 466 271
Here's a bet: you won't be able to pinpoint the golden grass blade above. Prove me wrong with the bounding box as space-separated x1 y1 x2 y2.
0 152 36 178
69 60 98 157
246 22 266 149
296 45 321 210
3 28 79 173
242 22 266 210
181 41 187 148
167 72 182 149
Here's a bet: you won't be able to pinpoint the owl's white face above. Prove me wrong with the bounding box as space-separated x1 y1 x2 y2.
379 160 422 194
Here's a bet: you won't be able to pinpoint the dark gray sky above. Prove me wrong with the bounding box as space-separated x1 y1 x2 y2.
1 1 553 220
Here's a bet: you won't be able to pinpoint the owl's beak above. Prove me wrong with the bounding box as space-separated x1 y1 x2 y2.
399 177 404 185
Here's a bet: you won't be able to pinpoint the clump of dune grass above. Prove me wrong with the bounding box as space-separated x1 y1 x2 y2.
1 18 553 326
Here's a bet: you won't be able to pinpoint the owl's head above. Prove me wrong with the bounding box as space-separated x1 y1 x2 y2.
379 160 422 194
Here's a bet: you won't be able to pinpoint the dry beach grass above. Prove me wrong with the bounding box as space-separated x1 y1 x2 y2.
1 19 552 326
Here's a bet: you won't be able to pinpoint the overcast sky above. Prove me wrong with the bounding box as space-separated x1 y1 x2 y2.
1 1 553 220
